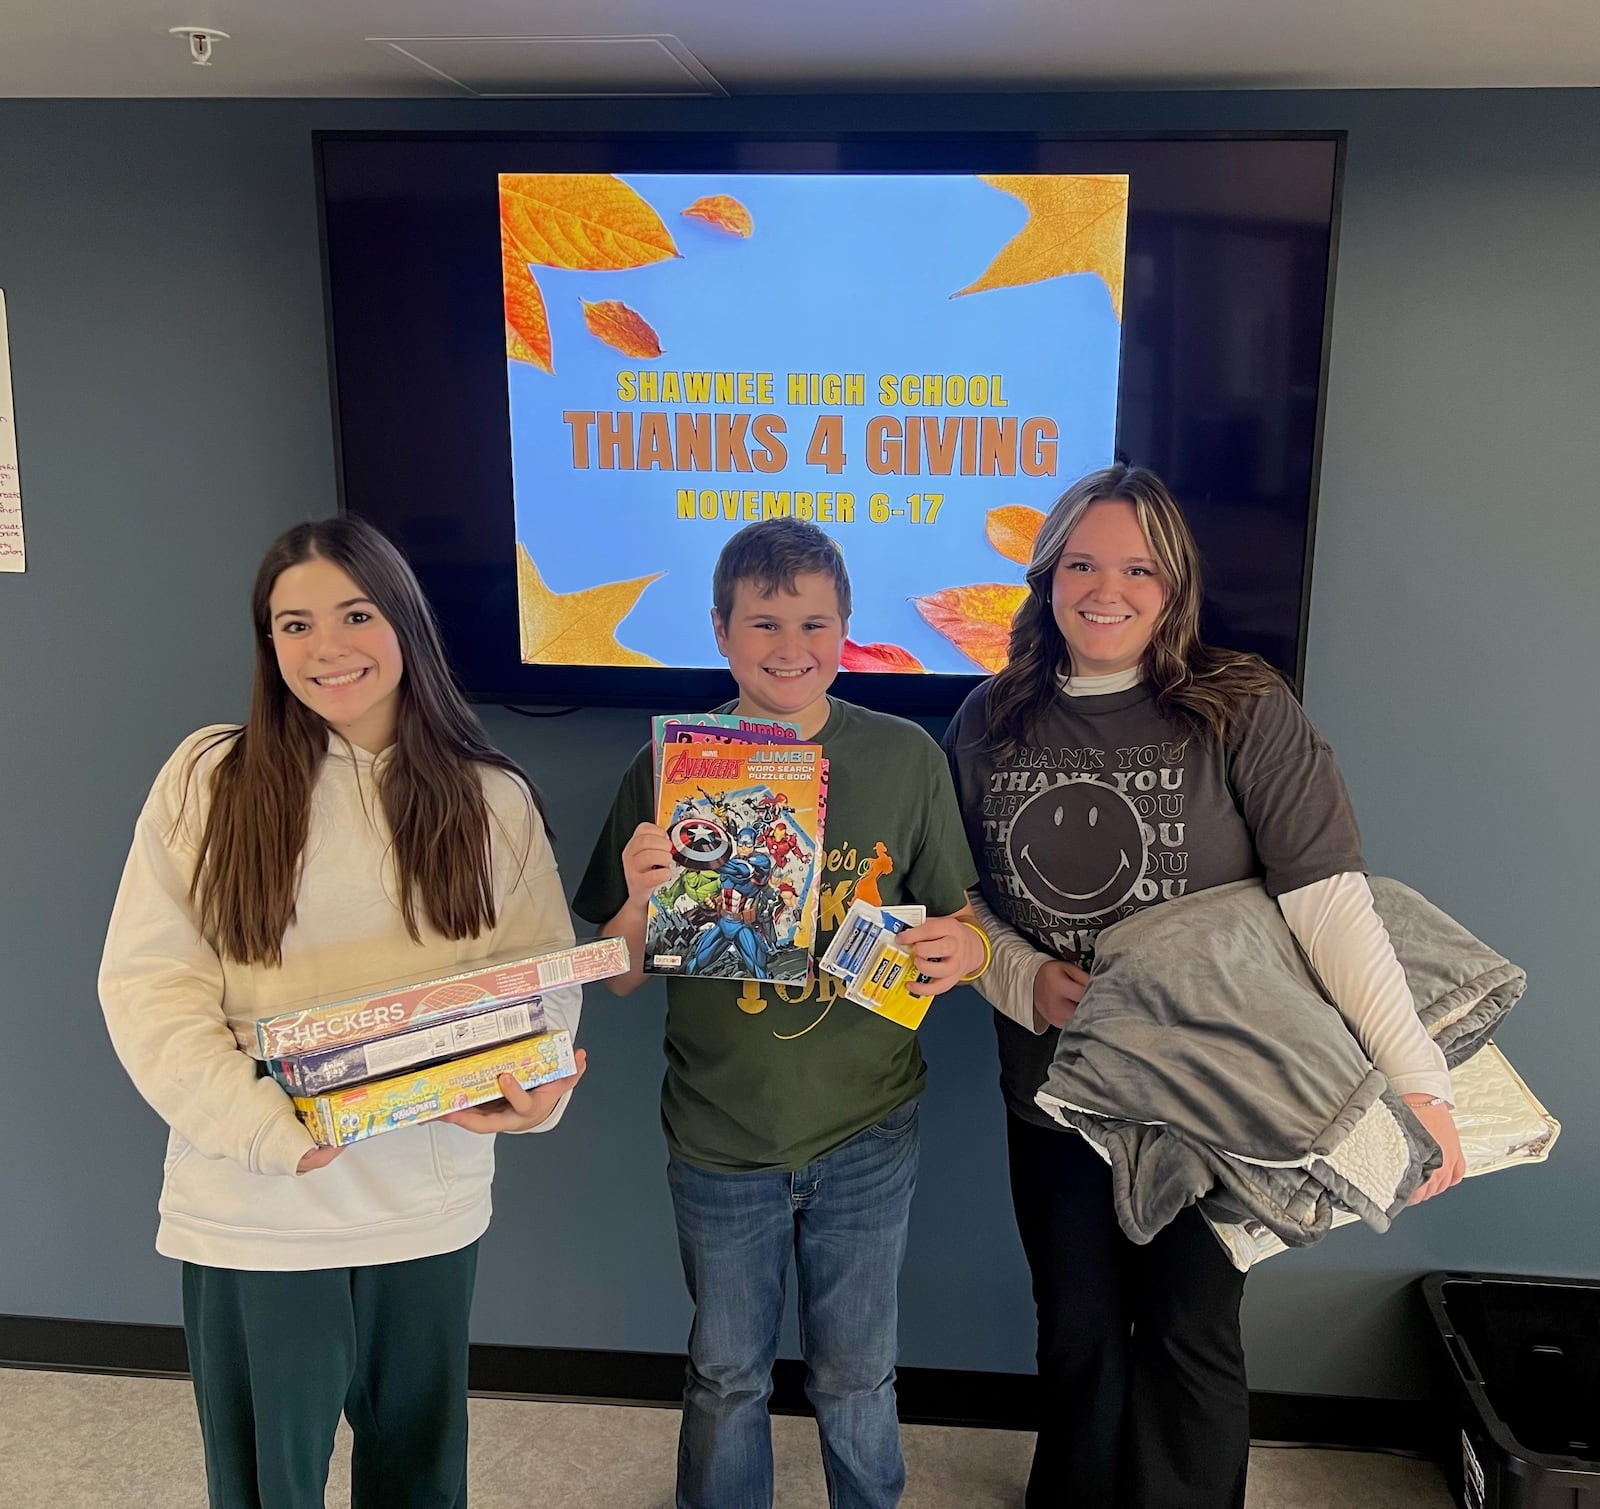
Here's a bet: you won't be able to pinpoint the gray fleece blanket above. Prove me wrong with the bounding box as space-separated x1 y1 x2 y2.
1034 877 1526 1247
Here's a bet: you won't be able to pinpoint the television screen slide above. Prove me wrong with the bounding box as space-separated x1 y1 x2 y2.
500 172 1127 675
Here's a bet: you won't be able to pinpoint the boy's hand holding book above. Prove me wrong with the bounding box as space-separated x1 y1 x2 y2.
621 822 674 911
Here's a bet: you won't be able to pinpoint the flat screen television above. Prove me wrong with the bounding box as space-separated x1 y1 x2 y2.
316 130 1343 714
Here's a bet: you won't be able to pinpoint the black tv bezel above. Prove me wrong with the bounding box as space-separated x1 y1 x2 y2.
314 127 1346 717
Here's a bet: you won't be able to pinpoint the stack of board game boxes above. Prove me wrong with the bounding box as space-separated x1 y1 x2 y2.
253 938 629 1147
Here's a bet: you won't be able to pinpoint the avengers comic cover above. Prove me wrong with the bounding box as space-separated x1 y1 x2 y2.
650 712 800 799
646 740 827 983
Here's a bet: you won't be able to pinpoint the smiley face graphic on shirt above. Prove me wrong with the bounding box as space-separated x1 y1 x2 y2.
1006 778 1147 921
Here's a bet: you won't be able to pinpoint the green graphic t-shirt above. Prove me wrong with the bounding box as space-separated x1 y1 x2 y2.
574 698 977 1172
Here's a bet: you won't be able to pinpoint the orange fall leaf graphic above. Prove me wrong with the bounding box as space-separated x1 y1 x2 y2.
913 584 1027 673
841 639 925 673
501 230 553 373
955 174 1129 321
516 544 662 668
682 194 754 237
582 300 663 359
500 174 680 273
986 505 1047 565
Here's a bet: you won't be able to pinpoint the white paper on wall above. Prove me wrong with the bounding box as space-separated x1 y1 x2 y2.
0 290 25 573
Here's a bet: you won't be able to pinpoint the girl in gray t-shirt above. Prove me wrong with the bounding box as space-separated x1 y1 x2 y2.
943 463 1462 1509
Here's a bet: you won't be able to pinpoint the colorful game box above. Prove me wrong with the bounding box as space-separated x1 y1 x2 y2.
293 1029 577 1147
253 938 627 1059
646 740 827 983
819 900 932 1030
269 998 547 1095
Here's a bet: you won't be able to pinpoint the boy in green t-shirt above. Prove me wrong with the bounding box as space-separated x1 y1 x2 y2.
573 518 985 1509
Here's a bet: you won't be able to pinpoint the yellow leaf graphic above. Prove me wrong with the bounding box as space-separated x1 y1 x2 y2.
986 505 1047 566
516 544 663 667
912 584 1027 673
507 324 541 367
682 194 754 237
500 174 680 272
502 228 553 373
954 175 1129 320
581 299 664 359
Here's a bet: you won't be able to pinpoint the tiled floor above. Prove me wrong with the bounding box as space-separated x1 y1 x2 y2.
0 1367 1456 1508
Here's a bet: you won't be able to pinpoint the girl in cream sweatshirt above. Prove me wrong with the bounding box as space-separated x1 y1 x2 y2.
101 517 583 1508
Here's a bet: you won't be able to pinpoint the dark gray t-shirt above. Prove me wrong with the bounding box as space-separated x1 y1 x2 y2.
942 679 1365 1127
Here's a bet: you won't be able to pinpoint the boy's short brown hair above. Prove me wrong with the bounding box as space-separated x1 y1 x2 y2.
711 518 853 626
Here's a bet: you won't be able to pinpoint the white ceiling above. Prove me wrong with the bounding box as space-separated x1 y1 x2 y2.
2 0 1597 97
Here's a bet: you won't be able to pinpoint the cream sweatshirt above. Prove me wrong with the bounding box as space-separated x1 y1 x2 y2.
99 726 580 1271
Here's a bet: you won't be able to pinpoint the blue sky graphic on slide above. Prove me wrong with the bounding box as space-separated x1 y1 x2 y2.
505 172 1123 673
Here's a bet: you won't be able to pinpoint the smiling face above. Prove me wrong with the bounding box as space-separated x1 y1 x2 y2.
1051 499 1168 677
712 570 844 738
1006 778 1146 920
269 556 405 753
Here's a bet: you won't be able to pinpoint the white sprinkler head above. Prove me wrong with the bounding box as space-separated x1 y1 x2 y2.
168 27 230 66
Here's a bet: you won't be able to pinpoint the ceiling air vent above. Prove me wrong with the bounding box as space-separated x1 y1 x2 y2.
369 34 726 97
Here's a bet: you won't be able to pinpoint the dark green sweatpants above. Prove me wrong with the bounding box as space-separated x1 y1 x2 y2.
181 1242 477 1509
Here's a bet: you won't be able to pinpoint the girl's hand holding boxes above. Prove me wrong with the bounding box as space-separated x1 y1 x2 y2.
444 1048 589 1133
295 1144 344 1175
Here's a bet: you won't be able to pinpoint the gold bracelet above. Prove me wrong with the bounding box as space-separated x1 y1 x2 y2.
958 920 992 983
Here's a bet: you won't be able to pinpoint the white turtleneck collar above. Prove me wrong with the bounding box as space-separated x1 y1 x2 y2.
1057 666 1143 698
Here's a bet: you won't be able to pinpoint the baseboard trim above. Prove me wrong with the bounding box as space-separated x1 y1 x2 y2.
0 1314 1437 1452
1 1314 190 1379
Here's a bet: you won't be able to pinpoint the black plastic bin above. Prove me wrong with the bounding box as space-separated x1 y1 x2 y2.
1425 1272 1600 1509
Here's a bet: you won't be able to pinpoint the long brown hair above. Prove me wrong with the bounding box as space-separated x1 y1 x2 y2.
983 464 1282 755
187 517 547 966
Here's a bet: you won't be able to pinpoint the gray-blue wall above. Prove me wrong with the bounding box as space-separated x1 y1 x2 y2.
1 89 1595 1401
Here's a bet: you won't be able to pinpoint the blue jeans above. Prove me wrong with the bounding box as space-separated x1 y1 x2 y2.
667 1098 921 1509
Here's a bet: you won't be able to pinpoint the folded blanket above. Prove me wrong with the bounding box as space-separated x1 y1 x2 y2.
1207 1042 1560 1269
1366 878 1527 1064
1035 877 1527 1248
